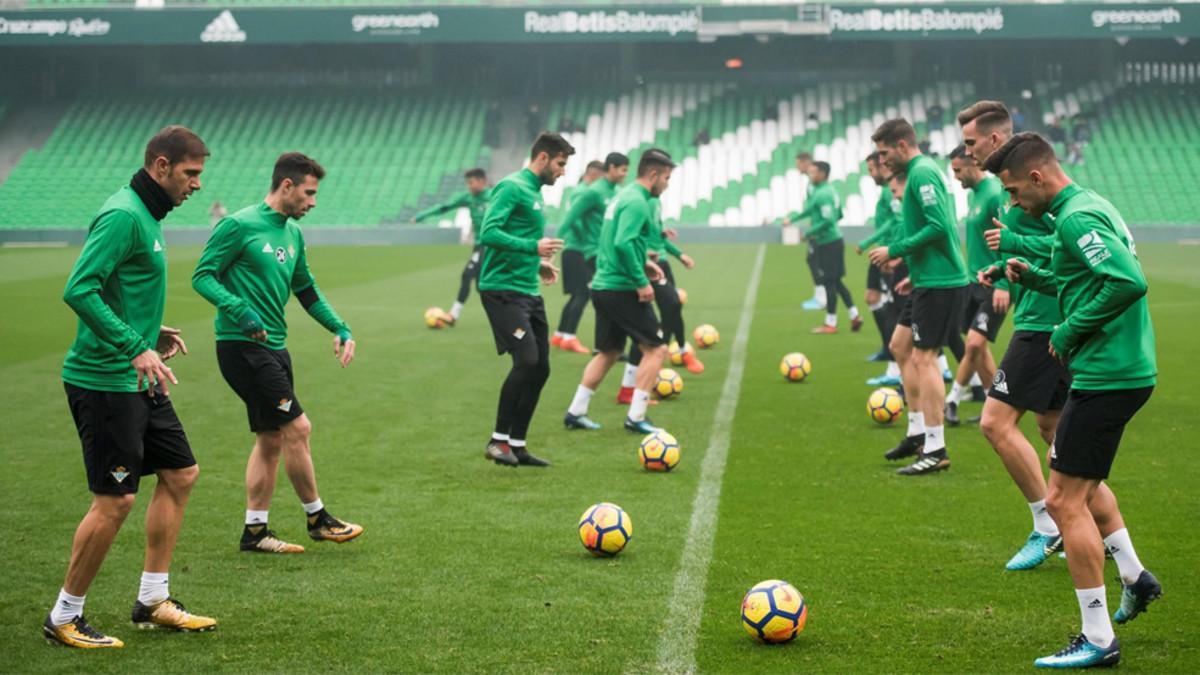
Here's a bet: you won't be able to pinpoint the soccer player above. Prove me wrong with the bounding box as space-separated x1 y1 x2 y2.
944 144 1008 426
192 152 363 554
791 161 862 334
554 153 629 353
858 152 902 363
868 119 969 476
411 168 491 325
988 133 1161 669
47 126 217 649
563 149 676 434
783 151 826 311
478 132 573 467
864 170 908 388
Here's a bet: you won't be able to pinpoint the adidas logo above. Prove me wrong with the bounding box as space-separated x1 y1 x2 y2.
153 239 163 252
201 10 246 43
992 380 1009 395
1088 599 1104 609
262 242 273 253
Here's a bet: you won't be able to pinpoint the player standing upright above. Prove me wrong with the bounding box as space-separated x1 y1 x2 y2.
987 133 1161 669
646 195 702 374
411 168 491 325
554 153 628 353
477 133 573 467
784 151 826 311
858 152 902 364
192 152 362 554
868 119 969 476
790 161 862 334
47 126 217 649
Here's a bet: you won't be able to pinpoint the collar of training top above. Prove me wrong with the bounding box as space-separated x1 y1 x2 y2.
1047 182 1083 219
129 168 175 221
258 201 289 226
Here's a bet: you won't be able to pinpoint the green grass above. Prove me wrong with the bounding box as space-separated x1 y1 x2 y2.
0 243 1196 673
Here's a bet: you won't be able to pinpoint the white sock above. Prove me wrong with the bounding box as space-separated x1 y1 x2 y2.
50 588 85 626
969 372 983 387
937 354 949 372
924 424 945 452
868 299 887 312
848 306 860 320
1103 528 1145 585
509 438 526 449
137 571 170 606
568 385 594 416
946 381 965 405
553 331 564 339
621 363 638 388
886 361 900 377
245 509 269 525
562 333 574 341
449 301 464 320
1076 586 1115 647
302 498 324 515
906 411 925 438
629 389 651 422
814 286 827 304
1030 499 1059 536
491 432 509 443
681 342 693 354
825 313 837 327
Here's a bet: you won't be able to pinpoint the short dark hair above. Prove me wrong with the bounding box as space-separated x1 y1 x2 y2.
812 161 831 177
464 168 486 181
888 170 907 184
637 148 676 177
530 132 575 161
866 151 881 164
948 144 968 161
585 160 605 172
271 152 326 192
956 100 1012 133
871 119 917 147
604 152 629 170
982 132 1057 176
143 125 208 168
796 151 812 161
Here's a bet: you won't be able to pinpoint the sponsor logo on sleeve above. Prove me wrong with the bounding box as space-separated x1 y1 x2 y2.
1076 230 1111 267
919 183 937 206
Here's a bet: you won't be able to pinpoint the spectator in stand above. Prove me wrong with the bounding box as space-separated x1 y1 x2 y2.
1011 106 1027 132
693 127 711 147
1048 116 1067 145
927 103 945 132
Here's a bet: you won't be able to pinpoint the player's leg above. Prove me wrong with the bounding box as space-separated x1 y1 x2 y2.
449 247 482 324
555 250 591 353
946 329 986 426
618 344 642 405
803 242 827 310
865 265 892 361
566 349 620 430
1086 483 1159 624
883 321 923 460
898 286 966 475
507 297 552 466
628 341 668 433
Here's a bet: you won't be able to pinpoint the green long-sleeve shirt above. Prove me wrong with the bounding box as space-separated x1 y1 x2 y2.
646 196 683 260
593 183 653 291
887 155 968 289
997 203 1063 332
965 176 1009 291
560 178 617 259
859 189 901 249
413 189 491 237
788 182 843 245
62 186 168 392
1019 183 1156 391
478 168 546 296
192 202 350 351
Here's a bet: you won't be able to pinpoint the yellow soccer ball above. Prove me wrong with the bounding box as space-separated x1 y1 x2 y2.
867 387 905 425
694 324 719 349
578 503 633 557
424 307 450 329
655 368 684 399
676 287 688 306
780 353 812 382
668 341 685 366
741 579 808 644
639 430 680 472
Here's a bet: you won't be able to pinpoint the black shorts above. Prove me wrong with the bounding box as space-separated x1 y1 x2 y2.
592 289 665 353
65 382 196 495
814 239 846 281
896 285 968 350
561 249 593 296
1051 386 1153 480
216 341 305 433
961 282 1006 342
481 290 549 356
866 264 884 292
988 331 1072 414
657 258 677 287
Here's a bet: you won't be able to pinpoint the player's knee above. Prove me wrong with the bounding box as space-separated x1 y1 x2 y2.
167 464 200 491
97 493 137 520
283 415 312 442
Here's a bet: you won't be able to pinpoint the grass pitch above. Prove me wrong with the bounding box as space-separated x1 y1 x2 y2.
0 242 1196 673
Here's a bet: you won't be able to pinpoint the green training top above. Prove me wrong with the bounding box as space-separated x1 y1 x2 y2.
593 183 654 291
478 168 547 296
997 203 1063 332
887 155 968 289
560 177 618 259
965 175 1009 291
646 196 683 260
192 202 350 351
788 182 843 246
62 186 169 393
413 189 491 237
859 189 901 249
1018 183 1156 391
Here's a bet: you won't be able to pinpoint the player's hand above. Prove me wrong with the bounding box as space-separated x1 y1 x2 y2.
985 217 1006 251
884 258 902 273
238 309 269 342
537 237 564 257
664 227 679 240
333 334 356 368
156 325 187 361
894 277 913 296
636 284 654 303
645 260 664 282
867 246 893 267
132 348 176 397
1005 257 1030 284
539 259 560 284
977 267 997 288
992 288 1011 314
680 253 695 269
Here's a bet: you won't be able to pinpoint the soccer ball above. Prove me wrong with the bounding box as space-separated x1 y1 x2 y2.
694 324 719 348
867 387 905 424
779 353 812 382
668 341 685 366
578 502 633 557
424 307 450 329
639 430 680 472
741 579 808 644
677 287 688 305
655 368 684 399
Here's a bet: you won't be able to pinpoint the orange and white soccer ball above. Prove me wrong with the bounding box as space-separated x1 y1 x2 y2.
694 324 719 348
424 307 451 329
655 368 684 399
741 579 808 644
780 353 812 382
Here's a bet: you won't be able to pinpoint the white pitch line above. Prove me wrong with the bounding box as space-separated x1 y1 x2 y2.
653 243 766 675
